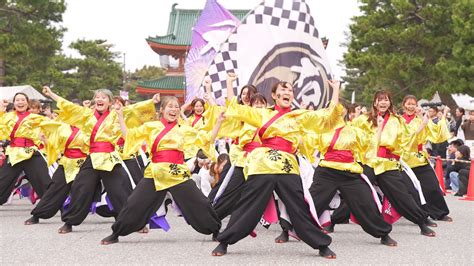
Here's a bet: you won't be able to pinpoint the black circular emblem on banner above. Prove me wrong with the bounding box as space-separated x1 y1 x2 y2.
247 42 332 109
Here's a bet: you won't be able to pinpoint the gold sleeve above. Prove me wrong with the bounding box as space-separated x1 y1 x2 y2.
297 102 344 134
0 113 8 140
56 96 93 128
398 117 418 153
184 126 217 162
201 104 226 132
225 97 263 128
122 99 156 128
425 118 450 144
354 127 370 157
299 133 320 163
40 120 71 166
123 123 150 156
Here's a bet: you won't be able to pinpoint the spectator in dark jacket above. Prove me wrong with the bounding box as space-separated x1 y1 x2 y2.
449 145 471 194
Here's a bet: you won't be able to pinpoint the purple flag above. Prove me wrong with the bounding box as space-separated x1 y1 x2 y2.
184 0 240 103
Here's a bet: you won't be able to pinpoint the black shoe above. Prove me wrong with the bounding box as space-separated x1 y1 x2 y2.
24 216 39 225
425 218 438 227
419 223 436 237
454 193 463 197
58 223 72 234
275 230 289 243
319 246 336 259
211 242 228 256
380 234 397 246
101 234 119 245
438 215 453 222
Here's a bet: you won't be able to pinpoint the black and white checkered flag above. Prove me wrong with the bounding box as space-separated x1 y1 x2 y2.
205 0 333 108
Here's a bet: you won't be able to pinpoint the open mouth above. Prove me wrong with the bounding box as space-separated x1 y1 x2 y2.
168 113 177 119
282 96 291 104
96 103 105 108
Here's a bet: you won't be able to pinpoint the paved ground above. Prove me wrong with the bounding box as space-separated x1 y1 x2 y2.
0 195 473 265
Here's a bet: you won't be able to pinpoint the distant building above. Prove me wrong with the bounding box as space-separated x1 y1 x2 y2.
136 4 248 102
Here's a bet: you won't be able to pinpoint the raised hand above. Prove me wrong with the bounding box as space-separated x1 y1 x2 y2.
328 80 341 105
203 77 212 88
42 86 53 98
0 99 8 112
226 72 238 83
42 86 59 101
152 93 161 104
443 106 450 117
83 100 91 108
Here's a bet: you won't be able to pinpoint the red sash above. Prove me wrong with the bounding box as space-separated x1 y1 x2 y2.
377 147 400 160
64 126 87 159
151 118 182 164
9 112 35 148
377 112 400 160
324 126 354 163
89 110 114 153
258 107 293 153
243 129 260 155
191 114 202 127
261 137 293 154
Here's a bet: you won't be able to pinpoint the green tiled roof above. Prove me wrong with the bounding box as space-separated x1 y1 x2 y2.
137 76 185 90
147 4 250 46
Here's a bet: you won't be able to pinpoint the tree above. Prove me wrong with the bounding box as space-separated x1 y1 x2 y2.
125 65 166 101
50 39 123 100
0 0 66 87
343 0 473 105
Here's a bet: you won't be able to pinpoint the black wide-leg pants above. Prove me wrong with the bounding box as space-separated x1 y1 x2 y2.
210 166 246 220
0 151 51 204
61 157 132 226
124 158 144 185
363 165 427 225
217 174 332 250
310 167 392 238
111 178 221 236
31 165 72 219
401 164 449 219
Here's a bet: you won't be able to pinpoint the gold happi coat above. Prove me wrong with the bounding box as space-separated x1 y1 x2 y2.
0 111 48 166
202 102 246 166
352 114 417 175
225 97 343 176
183 113 206 159
56 97 155 171
40 120 89 183
302 119 369 174
124 120 215 191
401 115 450 168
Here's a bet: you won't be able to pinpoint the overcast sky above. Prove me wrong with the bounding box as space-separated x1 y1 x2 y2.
62 0 360 79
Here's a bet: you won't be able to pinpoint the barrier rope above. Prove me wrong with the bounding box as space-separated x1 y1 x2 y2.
429 156 472 164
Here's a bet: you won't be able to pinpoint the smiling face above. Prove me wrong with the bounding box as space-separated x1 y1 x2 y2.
193 100 204 115
161 98 180 123
94 92 112 112
403 98 417 114
272 82 294 109
241 88 250 106
13 94 29 113
374 95 391 114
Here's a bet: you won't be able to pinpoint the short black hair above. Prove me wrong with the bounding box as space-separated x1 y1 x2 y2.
449 139 464 147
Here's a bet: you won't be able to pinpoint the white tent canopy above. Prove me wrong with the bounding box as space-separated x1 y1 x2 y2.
451 93 474 111
0 85 48 102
